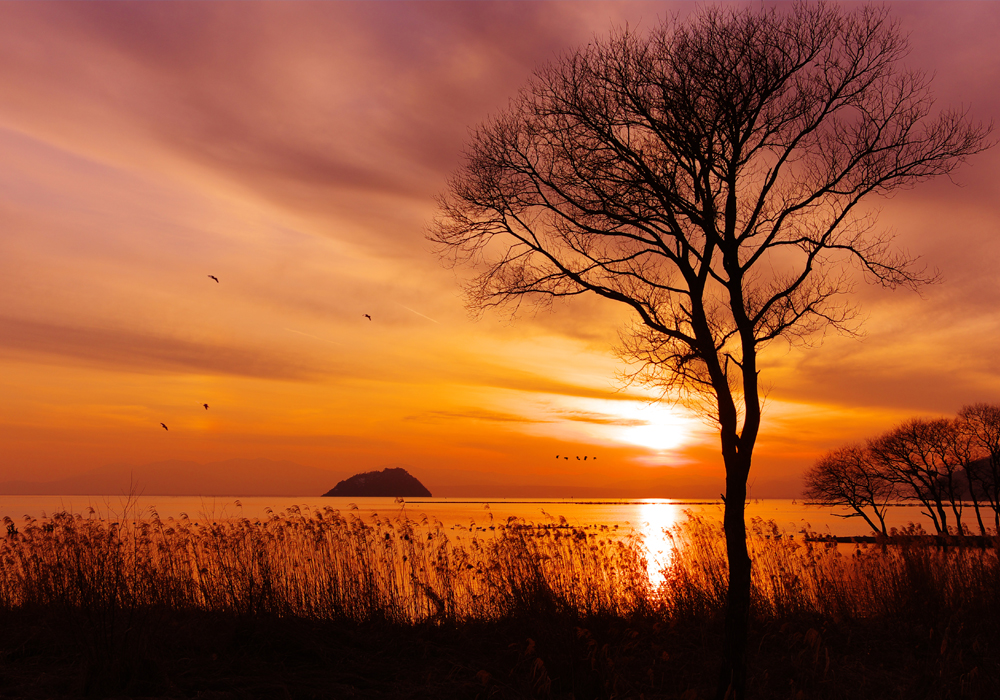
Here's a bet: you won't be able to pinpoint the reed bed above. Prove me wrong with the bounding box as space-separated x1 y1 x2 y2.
0 508 1000 623
2 507 998 626
2 507 998 627
0 504 652 624
1 506 998 697
661 515 1000 623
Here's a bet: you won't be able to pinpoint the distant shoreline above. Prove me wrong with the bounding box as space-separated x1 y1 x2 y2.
405 499 723 505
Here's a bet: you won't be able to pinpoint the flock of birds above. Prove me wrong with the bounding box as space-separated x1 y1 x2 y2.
159 276 601 461
158 274 373 432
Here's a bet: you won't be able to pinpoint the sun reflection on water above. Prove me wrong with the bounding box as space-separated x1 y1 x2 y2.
636 500 686 587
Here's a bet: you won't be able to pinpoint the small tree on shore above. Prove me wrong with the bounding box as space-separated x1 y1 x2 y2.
959 403 1000 532
812 410 1000 538
804 444 894 535
868 418 958 534
432 4 991 697
942 415 989 536
866 417 982 535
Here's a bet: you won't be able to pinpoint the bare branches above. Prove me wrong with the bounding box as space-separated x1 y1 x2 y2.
431 2 991 440
958 403 1000 532
813 408 1000 537
803 444 894 535
431 9 992 695
868 418 966 535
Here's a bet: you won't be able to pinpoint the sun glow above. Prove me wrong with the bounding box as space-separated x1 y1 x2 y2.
612 402 694 452
637 500 686 586
534 396 704 458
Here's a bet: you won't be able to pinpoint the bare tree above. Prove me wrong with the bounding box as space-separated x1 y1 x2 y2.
934 419 974 534
941 415 989 536
958 403 1000 532
804 444 894 535
867 417 968 535
431 4 991 697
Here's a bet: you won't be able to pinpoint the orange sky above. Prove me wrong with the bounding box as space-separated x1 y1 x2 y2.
1 2 998 498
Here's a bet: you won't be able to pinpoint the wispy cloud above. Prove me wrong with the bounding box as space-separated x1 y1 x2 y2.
554 409 648 427
0 316 324 381
397 304 440 325
406 408 547 424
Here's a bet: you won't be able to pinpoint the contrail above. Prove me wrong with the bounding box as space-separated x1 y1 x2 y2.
398 304 440 324
285 328 344 346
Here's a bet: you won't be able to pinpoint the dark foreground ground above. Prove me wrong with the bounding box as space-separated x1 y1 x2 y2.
0 608 996 700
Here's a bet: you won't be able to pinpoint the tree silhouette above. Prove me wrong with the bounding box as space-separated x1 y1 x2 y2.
431 4 991 697
868 417 968 535
958 403 1000 532
938 415 986 535
804 444 894 535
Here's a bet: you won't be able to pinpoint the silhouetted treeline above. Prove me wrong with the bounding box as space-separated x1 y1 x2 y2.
804 403 1000 535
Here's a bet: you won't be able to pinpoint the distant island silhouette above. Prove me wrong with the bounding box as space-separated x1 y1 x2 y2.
323 467 431 497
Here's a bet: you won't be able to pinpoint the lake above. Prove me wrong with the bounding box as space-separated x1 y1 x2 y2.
0 494 954 591
0 494 936 540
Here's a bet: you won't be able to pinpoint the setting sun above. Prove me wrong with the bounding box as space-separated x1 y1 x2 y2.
612 403 697 453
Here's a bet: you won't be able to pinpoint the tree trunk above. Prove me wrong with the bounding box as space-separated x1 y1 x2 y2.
951 502 965 536
965 468 987 536
971 499 986 537
855 507 883 536
716 466 751 700
917 494 943 534
934 500 949 535
875 507 889 536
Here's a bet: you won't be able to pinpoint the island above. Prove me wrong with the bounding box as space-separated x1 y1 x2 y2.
322 467 431 498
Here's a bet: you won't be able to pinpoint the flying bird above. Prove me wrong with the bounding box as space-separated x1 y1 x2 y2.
160 423 168 431
208 275 219 283
203 404 209 410
555 455 560 459
363 314 372 321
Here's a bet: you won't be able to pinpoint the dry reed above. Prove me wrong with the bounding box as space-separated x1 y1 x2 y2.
2 506 998 697
2 506 997 626
660 515 1000 623
0 505 651 624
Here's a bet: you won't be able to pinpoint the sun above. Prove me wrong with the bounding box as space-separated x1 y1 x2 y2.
612 402 694 452
532 395 702 456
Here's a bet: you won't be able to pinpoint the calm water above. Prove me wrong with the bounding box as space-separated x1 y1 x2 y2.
0 495 943 586
0 494 935 538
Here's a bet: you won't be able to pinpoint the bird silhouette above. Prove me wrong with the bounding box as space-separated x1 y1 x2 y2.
576 456 581 460
208 275 219 283
583 456 588 460
160 423 168 431
203 403 209 410
363 314 372 321
555 455 560 459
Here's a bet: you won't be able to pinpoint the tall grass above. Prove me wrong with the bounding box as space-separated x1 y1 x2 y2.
3 506 997 695
660 515 1000 624
2 506 998 627
0 505 651 625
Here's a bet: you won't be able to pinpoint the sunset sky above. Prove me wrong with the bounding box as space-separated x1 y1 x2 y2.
1 1 998 498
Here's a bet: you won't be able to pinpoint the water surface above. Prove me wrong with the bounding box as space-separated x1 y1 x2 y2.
0 494 934 537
